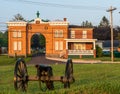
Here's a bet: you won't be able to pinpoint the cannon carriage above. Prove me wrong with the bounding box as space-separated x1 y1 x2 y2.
14 58 75 91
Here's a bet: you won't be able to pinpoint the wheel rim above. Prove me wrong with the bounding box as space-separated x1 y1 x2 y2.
64 58 73 88
14 58 28 91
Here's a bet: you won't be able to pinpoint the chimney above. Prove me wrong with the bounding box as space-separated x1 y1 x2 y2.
63 18 67 21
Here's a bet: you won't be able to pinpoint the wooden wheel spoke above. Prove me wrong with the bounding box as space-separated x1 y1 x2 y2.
14 58 28 92
18 66 22 73
18 81 23 89
17 73 22 78
20 63 23 70
17 80 22 83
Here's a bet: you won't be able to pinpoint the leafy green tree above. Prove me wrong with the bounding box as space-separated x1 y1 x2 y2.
96 45 102 57
39 34 45 48
31 34 45 49
99 16 109 27
0 31 8 47
93 26 111 40
0 38 3 47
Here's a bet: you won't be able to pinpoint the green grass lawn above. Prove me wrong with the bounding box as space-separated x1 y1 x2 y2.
0 55 31 66
0 63 120 94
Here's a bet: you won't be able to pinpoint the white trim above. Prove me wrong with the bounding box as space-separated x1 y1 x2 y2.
50 22 69 26
7 22 27 26
68 50 94 55
65 39 97 42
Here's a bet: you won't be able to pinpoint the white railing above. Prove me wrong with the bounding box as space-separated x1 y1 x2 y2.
68 50 94 55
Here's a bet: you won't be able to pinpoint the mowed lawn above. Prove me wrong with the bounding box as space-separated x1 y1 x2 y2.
0 57 120 94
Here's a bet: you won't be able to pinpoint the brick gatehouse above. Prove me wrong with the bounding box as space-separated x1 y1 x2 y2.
7 13 97 58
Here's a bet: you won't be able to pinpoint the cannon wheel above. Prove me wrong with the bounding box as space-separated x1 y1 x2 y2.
14 58 28 91
64 58 73 88
39 67 54 91
45 67 54 90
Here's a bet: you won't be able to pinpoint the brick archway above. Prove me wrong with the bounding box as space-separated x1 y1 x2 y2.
29 33 46 55
7 17 68 57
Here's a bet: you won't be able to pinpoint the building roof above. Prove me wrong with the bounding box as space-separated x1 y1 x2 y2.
103 40 120 48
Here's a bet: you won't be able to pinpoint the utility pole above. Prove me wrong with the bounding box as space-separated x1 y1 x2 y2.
106 6 116 62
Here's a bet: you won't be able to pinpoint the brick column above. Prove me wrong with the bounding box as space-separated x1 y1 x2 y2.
94 50 96 58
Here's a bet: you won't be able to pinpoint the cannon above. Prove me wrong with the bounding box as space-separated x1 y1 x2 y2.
14 58 75 91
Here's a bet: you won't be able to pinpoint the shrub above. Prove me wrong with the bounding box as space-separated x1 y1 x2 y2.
96 45 102 57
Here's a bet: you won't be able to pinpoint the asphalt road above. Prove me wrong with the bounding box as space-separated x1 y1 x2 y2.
27 54 65 65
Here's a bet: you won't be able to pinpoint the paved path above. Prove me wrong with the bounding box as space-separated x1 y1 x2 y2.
27 54 65 65
27 54 101 65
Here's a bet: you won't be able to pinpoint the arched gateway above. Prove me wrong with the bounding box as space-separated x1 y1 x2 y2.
7 13 97 58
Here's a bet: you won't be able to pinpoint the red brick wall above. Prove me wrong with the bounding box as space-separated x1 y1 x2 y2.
86 43 93 50
69 28 93 39
8 21 68 57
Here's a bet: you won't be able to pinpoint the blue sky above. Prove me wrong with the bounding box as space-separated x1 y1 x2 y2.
0 0 120 31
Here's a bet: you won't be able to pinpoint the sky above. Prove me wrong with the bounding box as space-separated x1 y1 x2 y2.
0 0 120 31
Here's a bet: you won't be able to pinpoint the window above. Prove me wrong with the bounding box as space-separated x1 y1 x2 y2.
54 30 58 37
55 41 59 50
82 30 87 38
13 41 17 50
13 41 22 51
59 30 63 37
59 41 63 50
18 41 22 51
55 41 63 50
13 31 17 37
71 31 75 38
54 30 63 38
13 30 22 38
18 30 21 37
74 43 85 50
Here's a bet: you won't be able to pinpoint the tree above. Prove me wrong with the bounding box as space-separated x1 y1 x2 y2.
12 13 26 21
31 34 40 49
96 45 102 57
31 34 45 49
0 31 8 47
81 20 93 28
93 26 111 40
39 35 45 49
99 16 109 27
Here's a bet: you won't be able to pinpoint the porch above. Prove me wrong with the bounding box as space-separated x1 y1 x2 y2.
68 50 94 55
64 39 97 58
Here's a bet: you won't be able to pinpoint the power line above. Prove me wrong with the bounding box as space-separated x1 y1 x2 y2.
5 0 106 10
